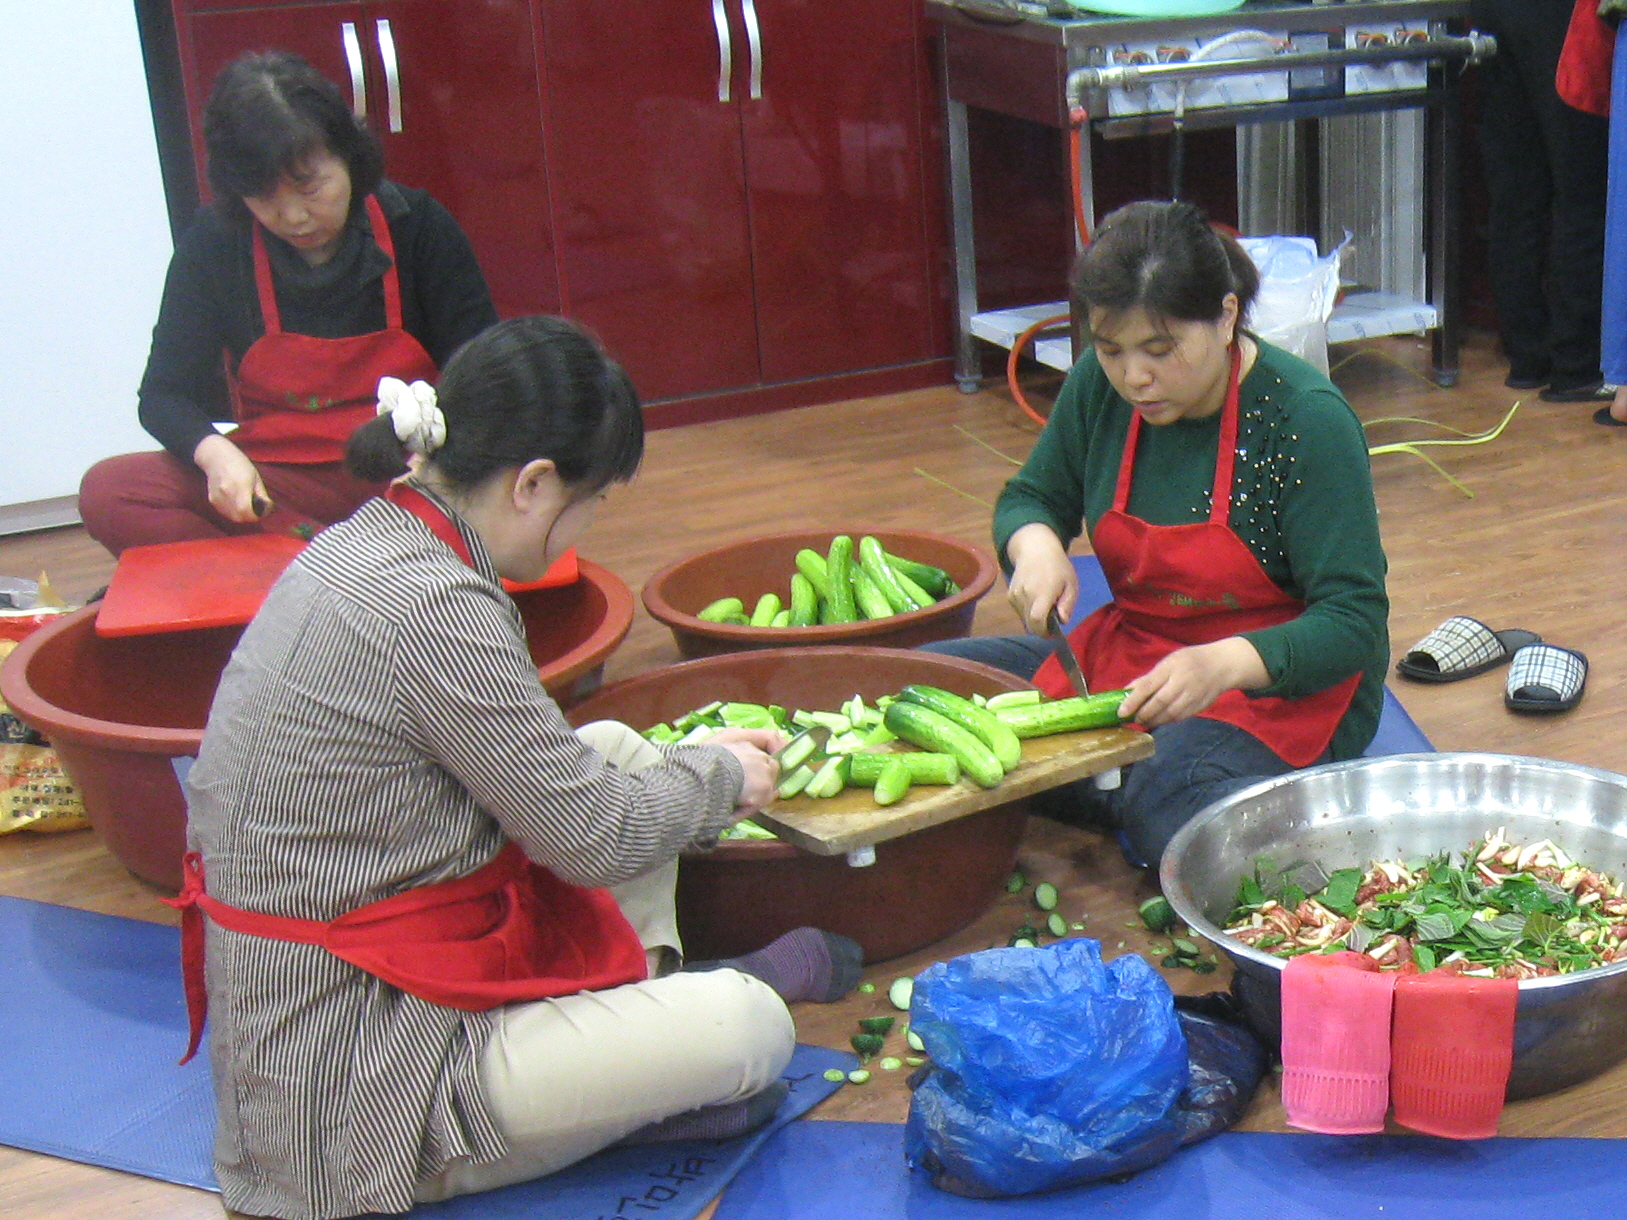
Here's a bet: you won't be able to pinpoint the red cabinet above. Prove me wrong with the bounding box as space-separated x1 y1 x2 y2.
167 0 949 412
175 0 560 318
537 0 941 400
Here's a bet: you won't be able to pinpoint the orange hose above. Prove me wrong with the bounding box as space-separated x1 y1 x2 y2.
1006 312 1070 427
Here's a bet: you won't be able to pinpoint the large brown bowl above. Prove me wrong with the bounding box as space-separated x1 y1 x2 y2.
0 560 635 891
565 645 1032 963
641 528 998 660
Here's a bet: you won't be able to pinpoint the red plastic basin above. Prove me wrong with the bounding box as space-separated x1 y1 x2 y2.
641 528 998 659
0 560 634 891
565 645 1032 963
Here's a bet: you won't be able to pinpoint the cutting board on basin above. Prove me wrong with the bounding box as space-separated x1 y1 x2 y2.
752 725 1153 856
96 534 581 637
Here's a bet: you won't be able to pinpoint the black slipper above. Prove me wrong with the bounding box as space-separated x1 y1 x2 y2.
1541 380 1611 403
1396 616 1541 683
1506 644 1588 713
1594 406 1627 428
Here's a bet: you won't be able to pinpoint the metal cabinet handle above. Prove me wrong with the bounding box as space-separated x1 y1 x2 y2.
341 22 367 119
740 0 762 100
711 0 733 103
375 19 402 133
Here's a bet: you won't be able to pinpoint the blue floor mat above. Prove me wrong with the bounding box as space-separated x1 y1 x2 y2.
0 894 849 1218
714 1121 1627 1220
1067 555 1432 757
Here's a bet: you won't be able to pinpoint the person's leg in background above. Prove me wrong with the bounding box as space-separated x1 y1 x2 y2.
1471 0 1563 389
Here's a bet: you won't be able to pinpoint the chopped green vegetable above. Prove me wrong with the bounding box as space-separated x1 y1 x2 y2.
1046 913 1068 938
857 1016 895 1036
847 1069 871 1085
857 981 876 995
879 1056 903 1071
1138 896 1176 933
1005 871 1026 894
888 976 914 1011
1034 882 1059 911
850 1033 884 1061
823 1068 847 1083
905 1026 925 1052
905 1055 926 1067
1011 938 1036 949
1171 937 1200 957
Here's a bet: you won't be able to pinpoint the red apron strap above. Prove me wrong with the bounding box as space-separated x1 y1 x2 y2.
1111 343 1243 520
385 482 476 568
363 195 404 330
161 852 216 1065
249 225 282 336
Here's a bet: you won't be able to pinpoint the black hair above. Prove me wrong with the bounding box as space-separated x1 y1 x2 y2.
346 317 644 498
203 51 384 225
1073 200 1259 337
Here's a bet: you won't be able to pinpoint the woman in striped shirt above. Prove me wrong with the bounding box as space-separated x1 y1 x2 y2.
178 317 859 1220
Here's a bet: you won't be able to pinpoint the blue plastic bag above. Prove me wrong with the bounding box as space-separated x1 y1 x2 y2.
904 939 1190 1198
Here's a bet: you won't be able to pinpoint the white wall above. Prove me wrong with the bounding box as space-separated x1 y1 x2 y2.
0 5 175 510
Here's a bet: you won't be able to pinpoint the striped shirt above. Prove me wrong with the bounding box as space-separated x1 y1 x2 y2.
185 488 744 1220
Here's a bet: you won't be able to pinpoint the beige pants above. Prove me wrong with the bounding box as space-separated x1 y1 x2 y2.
415 721 796 1203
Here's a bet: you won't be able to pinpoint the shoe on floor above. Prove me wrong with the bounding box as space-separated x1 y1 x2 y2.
1540 378 1612 403
1396 616 1541 683
1504 370 1548 391
1505 644 1588 713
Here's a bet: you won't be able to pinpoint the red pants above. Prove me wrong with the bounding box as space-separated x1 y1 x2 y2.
79 451 384 557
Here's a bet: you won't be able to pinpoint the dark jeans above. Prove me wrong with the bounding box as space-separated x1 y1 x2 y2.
921 635 1312 869
1469 0 1608 387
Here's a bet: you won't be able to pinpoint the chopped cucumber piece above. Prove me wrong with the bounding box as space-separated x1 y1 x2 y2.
642 723 680 745
823 1068 847 1083
858 1016 895 1036
1034 882 1059 911
1045 913 1067 938
827 732 868 755
906 1027 925 1052
720 701 776 729
1071 922 1086 931
677 724 715 746
847 1069 871 1085
888 976 914 1011
905 1055 926 1067
770 610 791 628
1011 937 1037 949
808 711 853 734
851 1033 884 1060
873 758 912 806
879 1056 903 1071
970 693 987 706
718 821 778 841
776 764 816 800
791 709 818 729
860 722 897 746
805 756 849 799
778 732 821 773
1005 871 1026 894
1138 896 1176 933
843 695 866 724
985 689 1043 711
1171 937 1201 957
857 982 876 995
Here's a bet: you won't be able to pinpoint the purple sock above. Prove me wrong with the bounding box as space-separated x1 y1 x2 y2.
619 1080 789 1145
685 927 863 1003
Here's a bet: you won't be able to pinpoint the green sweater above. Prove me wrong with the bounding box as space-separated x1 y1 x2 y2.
993 341 1389 761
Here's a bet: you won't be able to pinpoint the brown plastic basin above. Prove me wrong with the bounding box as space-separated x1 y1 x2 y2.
565 646 1032 963
641 528 998 659
0 560 635 891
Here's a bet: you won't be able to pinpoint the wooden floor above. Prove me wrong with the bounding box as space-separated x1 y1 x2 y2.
5 329 1627 1218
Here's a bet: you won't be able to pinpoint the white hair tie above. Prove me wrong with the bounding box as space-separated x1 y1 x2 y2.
376 376 446 456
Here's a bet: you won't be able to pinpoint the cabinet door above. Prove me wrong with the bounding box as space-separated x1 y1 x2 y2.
740 0 936 383
538 0 759 401
362 0 560 316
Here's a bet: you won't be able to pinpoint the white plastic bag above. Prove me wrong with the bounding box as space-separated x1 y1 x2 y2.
1237 235 1344 374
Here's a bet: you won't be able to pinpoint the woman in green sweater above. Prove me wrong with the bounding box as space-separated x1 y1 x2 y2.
926 201 1388 867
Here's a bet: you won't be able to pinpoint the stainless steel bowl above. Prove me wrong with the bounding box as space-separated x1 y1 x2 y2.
1160 752 1627 1100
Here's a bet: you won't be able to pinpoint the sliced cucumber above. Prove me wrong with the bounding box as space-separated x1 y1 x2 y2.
778 731 822 773
879 1056 903 1072
906 1027 925 1052
1034 882 1059 911
986 689 1043 711
822 1068 847 1083
1046 912 1068 938
776 764 816 800
804 756 850 799
873 758 912 806
847 751 959 787
847 1069 871 1085
888 976 914 1011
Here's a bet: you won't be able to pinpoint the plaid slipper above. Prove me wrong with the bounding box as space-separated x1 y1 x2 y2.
1395 616 1542 683
1506 644 1588 713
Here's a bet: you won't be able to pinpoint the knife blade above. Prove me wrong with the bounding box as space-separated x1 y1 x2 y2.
1045 607 1091 701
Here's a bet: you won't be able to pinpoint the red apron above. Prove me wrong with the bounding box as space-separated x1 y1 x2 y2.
164 484 647 1063
1031 346 1359 767
229 194 439 465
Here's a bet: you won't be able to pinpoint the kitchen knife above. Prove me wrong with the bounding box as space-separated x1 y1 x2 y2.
1045 607 1091 701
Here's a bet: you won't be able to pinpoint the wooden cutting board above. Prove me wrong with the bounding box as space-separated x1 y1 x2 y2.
751 725 1153 856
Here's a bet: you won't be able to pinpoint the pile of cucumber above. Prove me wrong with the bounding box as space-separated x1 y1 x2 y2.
641 683 1130 820
694 536 959 628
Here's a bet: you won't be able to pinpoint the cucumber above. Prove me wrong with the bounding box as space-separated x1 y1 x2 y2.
883 702 1003 789
1045 912 1068 938
883 552 955 599
697 597 745 623
850 1033 884 1060
750 593 782 627
847 1069 871 1085
804 756 850 799
788 573 819 627
824 536 859 623
859 722 897 746
777 730 822 772
993 691 1130 738
891 567 936 609
873 758 912 806
719 702 776 729
851 565 894 620
906 1026 925 1052
1033 882 1059 911
642 723 679 745
808 711 852 734
770 609 791 628
985 689 1043 712
879 1056 903 1072
776 763 816 800
822 1068 847 1083
859 536 921 612
896 685 1022 771
794 549 831 601
888 976 913 1011
847 751 960 787
858 1015 895 1036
